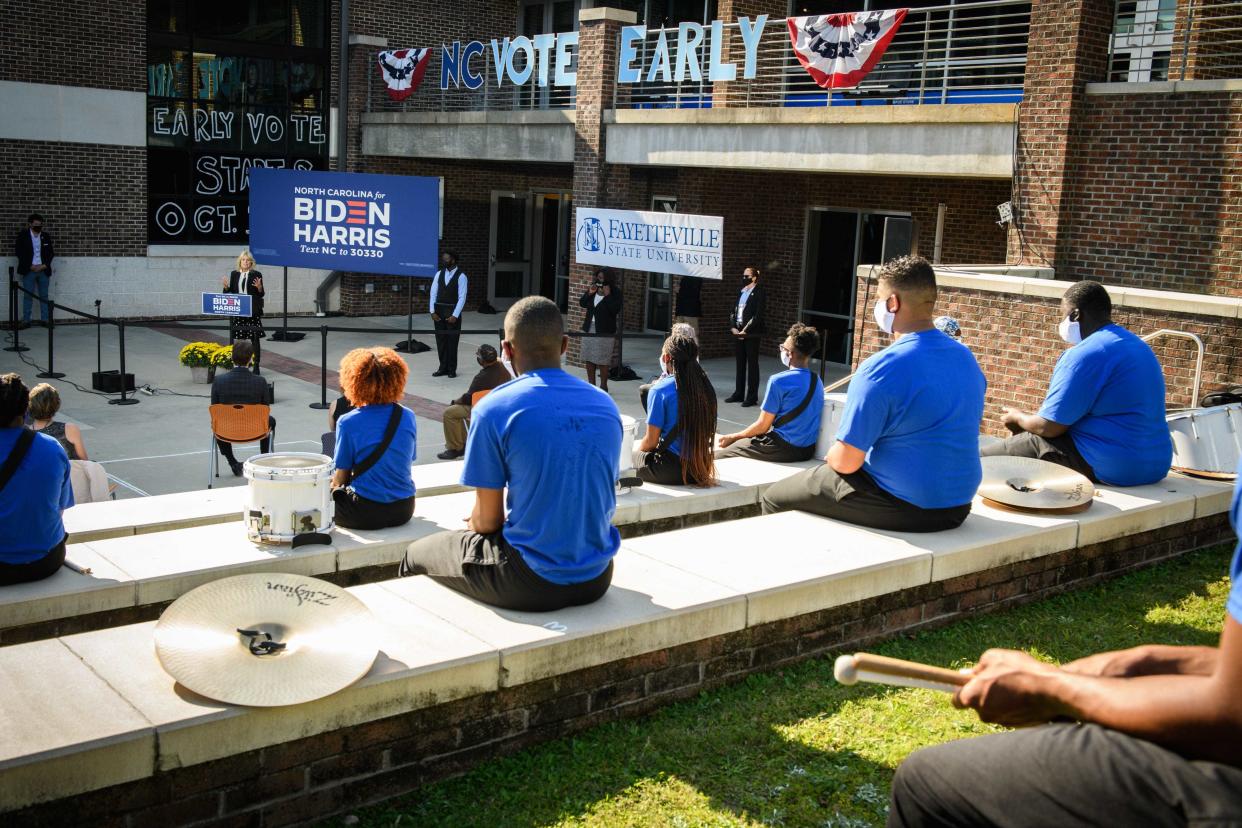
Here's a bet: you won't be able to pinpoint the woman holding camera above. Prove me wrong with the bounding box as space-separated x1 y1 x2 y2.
578 268 622 393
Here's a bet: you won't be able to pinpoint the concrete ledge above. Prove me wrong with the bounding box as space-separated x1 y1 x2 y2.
607 103 1017 126
579 6 638 23
362 112 574 164
1086 79 1242 95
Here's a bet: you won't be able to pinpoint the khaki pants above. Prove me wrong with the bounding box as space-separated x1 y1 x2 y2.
442 403 471 451
674 315 700 337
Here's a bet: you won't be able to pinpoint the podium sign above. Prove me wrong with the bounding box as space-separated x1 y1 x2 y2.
202 293 253 317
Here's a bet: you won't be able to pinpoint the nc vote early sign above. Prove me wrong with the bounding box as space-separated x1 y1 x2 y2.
248 168 439 277
574 208 723 280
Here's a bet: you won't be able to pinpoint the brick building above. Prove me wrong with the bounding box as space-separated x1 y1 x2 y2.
2 0 1240 395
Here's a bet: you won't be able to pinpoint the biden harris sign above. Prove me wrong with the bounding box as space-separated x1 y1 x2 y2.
248 168 439 276
574 208 723 280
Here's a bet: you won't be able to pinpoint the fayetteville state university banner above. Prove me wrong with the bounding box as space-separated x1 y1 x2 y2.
248 168 439 277
787 9 907 89
574 207 723 280
377 48 432 101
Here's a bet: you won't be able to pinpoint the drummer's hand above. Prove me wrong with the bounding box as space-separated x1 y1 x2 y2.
1001 407 1024 434
953 649 1063 727
718 434 736 448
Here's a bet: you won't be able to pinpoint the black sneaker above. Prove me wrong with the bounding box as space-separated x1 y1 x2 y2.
437 449 464 460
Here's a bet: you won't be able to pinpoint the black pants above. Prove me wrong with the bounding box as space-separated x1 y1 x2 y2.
981 430 1098 482
761 464 970 532
216 416 275 465
733 335 761 403
0 537 66 586
716 432 816 463
639 381 654 413
332 489 415 530
400 530 613 612
889 723 1242 828
634 448 701 486
433 307 461 374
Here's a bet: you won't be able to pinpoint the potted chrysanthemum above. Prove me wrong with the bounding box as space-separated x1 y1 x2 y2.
179 342 220 384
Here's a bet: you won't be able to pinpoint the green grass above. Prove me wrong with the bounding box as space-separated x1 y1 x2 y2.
343 545 1233 828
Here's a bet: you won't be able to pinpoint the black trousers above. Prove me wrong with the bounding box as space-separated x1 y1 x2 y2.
332 489 415 530
216 416 275 465
761 464 970 532
889 723 1242 828
400 530 613 612
981 429 1098 482
733 335 761 403
716 432 816 463
634 448 703 486
433 305 461 374
0 536 66 586
639 381 654 413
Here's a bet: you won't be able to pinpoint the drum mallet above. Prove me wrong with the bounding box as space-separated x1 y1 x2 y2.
834 652 968 694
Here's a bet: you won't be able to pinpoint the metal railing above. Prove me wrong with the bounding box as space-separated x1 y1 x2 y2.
616 0 1030 110
1108 0 1242 82
365 42 577 113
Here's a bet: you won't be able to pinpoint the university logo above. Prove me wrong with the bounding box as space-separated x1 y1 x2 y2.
576 217 604 253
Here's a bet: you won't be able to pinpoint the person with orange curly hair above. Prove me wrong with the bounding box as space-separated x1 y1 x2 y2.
331 347 418 530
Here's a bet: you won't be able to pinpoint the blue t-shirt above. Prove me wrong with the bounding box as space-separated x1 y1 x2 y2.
1229 458 1242 625
334 404 417 503
647 375 683 457
762 368 824 449
462 368 622 585
1038 324 1172 487
836 329 986 509
0 429 73 563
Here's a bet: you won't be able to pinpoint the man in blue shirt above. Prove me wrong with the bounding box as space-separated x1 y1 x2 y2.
0 373 73 585
762 256 985 532
717 323 824 463
400 296 622 611
887 461 1242 826
982 280 1172 486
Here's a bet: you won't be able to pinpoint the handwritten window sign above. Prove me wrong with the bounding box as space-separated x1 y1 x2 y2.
202 293 253 317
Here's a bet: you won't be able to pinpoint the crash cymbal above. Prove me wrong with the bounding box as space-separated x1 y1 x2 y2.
978 456 1094 514
154 573 380 707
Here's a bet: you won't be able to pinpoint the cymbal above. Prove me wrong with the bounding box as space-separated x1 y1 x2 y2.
154 573 380 707
978 456 1094 513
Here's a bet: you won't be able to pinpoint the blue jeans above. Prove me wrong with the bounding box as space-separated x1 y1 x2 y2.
21 270 50 322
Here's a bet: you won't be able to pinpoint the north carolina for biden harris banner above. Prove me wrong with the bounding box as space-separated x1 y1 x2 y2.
248 168 439 276
574 208 723 280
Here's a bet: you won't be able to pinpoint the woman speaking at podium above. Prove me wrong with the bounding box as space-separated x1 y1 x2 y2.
221 249 266 371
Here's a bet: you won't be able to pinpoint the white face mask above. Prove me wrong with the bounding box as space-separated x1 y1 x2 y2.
1058 316 1082 345
779 349 791 368
873 296 896 335
659 355 669 376
501 344 516 376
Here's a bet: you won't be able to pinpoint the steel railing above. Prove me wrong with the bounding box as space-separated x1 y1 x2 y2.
1108 0 1242 82
615 0 1030 110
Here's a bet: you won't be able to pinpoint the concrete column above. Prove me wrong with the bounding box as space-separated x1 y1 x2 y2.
1006 0 1114 271
569 7 637 359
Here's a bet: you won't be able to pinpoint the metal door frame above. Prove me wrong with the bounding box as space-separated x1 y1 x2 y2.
530 190 573 307
488 190 534 309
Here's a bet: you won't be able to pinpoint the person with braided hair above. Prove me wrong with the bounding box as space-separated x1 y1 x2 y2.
0 373 73 585
635 334 718 487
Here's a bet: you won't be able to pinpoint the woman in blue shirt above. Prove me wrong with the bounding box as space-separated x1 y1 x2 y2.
0 373 73 585
635 334 717 486
331 348 418 530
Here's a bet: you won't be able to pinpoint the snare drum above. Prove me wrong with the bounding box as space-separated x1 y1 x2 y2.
243 453 335 543
1167 403 1242 476
814 392 849 458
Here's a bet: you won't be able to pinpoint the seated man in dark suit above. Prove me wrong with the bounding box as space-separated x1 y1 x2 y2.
437 344 512 460
210 339 275 476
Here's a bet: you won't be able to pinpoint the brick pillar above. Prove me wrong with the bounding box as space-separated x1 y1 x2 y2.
1006 0 1113 273
569 7 637 362
711 0 785 108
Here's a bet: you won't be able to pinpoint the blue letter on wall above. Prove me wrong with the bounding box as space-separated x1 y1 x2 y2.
462 40 484 89
441 41 461 89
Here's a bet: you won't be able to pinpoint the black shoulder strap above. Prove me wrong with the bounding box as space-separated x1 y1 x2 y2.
349 405 403 483
0 429 37 494
655 422 680 453
773 371 819 428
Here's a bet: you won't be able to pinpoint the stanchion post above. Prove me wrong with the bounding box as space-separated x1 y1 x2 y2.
94 300 102 375
5 277 29 353
308 324 330 409
109 321 139 406
36 300 64 379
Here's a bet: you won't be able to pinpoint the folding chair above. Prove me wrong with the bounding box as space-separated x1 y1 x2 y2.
208 403 274 489
470 389 490 406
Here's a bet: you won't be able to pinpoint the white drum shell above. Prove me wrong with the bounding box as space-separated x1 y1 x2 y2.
815 392 849 458
243 453 336 543
619 414 638 474
1167 404 1242 474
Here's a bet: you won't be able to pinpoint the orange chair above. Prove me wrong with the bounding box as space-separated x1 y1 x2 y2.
207 403 274 489
470 389 490 407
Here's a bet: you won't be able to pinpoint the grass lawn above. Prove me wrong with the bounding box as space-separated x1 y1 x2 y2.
343 544 1233 828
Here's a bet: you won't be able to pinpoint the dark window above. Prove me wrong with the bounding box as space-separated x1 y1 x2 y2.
193 0 290 44
1150 50 1170 81
148 0 189 34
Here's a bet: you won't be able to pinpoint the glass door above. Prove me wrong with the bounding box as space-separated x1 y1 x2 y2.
489 191 532 309
531 191 573 312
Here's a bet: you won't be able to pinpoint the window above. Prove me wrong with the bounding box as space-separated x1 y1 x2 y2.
146 0 329 244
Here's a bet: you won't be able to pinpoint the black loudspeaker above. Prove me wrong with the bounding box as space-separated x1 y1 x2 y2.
92 370 135 393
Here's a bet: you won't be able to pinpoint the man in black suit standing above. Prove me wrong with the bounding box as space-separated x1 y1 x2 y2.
210 340 275 476
726 266 765 407
430 250 467 378
13 213 55 329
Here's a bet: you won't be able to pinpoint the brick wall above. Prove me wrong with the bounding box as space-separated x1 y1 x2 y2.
10 513 1231 827
851 277 1242 435
0 1 144 91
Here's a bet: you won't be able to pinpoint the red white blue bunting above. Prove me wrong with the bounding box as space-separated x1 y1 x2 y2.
787 9 908 89
377 48 431 101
